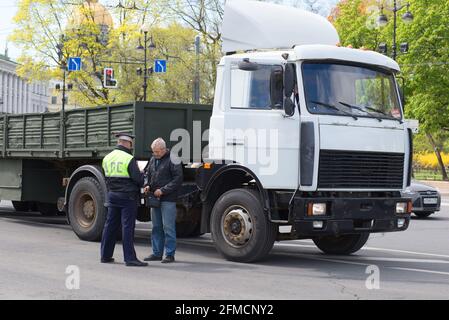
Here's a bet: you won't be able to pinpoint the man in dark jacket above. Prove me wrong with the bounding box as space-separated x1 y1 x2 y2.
101 132 147 267
144 138 183 263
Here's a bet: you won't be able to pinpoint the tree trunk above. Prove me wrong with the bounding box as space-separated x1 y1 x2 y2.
426 132 449 181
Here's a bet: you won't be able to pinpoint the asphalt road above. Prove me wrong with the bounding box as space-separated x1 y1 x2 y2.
0 199 448 300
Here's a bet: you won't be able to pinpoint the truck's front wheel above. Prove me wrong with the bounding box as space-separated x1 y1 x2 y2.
313 233 369 255
68 177 106 241
210 189 276 262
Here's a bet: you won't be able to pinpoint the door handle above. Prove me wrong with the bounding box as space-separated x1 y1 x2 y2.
226 139 245 146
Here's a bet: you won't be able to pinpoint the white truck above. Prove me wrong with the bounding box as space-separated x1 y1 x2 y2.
0 0 416 263
202 0 414 261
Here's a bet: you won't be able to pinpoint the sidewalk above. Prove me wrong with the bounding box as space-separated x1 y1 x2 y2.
417 180 449 196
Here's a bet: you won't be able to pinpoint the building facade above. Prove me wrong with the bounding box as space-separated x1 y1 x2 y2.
0 54 49 114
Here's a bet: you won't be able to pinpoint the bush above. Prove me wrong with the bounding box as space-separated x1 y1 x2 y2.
414 152 449 170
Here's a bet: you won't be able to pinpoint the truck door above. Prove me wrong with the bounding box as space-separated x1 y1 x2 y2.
223 58 300 190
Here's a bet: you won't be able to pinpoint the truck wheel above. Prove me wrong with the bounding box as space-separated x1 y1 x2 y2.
68 177 106 241
414 211 433 218
210 188 276 262
12 201 31 212
313 233 370 255
37 202 59 216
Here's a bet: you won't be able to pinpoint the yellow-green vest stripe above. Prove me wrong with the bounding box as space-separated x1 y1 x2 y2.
102 150 134 178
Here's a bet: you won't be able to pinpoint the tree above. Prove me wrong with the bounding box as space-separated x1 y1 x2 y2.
330 0 382 49
10 0 200 106
396 0 449 180
332 0 449 180
164 0 223 104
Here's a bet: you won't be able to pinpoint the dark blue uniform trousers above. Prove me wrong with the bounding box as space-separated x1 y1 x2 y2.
101 192 138 263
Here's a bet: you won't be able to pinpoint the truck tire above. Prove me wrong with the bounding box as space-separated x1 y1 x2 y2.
210 188 276 262
12 201 31 212
313 233 370 255
68 177 106 241
37 202 59 216
414 211 433 218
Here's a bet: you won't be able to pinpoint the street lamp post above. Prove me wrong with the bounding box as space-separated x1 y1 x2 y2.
377 1 414 61
137 25 156 102
57 36 67 157
193 35 201 104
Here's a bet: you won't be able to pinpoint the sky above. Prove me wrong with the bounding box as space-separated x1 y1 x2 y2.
0 0 339 61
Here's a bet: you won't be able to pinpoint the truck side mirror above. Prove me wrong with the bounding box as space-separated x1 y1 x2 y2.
399 85 406 110
283 63 296 117
284 97 295 117
284 63 295 97
270 68 283 109
397 76 406 111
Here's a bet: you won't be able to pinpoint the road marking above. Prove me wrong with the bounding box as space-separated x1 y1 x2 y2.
275 243 316 248
337 257 449 264
389 267 449 276
441 202 449 206
272 252 372 267
362 247 449 259
282 243 449 259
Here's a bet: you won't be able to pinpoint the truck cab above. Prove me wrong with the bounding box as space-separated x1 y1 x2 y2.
198 0 415 262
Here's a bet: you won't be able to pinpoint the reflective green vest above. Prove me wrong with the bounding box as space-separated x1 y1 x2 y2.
102 149 134 178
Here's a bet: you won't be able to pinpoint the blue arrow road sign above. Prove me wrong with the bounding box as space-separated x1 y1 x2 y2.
154 59 167 73
68 57 82 71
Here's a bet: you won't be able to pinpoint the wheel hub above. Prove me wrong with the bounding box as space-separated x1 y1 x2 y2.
222 206 253 248
75 193 96 228
83 200 95 219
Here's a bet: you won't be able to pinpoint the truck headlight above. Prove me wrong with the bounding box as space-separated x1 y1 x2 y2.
307 203 327 216
396 201 412 214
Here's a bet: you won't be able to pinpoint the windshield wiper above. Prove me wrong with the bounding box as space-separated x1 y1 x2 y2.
338 101 382 122
364 106 404 124
309 100 358 120
339 101 403 124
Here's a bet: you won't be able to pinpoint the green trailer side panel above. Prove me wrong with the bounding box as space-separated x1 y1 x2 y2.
0 159 22 201
133 102 212 161
65 103 134 158
0 102 212 161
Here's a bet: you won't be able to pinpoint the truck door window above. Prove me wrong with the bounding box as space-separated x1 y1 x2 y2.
230 63 283 109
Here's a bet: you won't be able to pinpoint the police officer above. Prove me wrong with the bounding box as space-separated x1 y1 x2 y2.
101 132 148 267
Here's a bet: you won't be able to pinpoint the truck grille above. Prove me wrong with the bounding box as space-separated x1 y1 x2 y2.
318 150 404 189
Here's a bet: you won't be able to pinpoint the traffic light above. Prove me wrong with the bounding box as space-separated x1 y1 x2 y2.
103 68 118 88
400 42 409 54
378 43 388 55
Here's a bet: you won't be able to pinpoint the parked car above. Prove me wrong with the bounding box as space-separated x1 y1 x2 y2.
401 181 441 218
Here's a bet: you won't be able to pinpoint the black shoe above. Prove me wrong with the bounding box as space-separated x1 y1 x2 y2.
144 254 163 262
161 256 175 264
125 260 148 267
101 257 115 263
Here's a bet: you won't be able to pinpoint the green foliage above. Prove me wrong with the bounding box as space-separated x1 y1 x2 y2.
333 0 449 140
10 0 214 107
330 0 382 49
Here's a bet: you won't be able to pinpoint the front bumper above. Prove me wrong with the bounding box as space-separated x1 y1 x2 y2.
290 196 411 238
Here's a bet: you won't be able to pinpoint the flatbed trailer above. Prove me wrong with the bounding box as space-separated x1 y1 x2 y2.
0 101 212 239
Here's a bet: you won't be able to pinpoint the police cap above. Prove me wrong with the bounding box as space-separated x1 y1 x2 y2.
114 132 135 143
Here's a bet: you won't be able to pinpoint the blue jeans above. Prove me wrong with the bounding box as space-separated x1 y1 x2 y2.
151 201 177 257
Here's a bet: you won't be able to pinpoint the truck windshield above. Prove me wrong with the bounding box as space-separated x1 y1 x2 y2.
302 62 402 120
